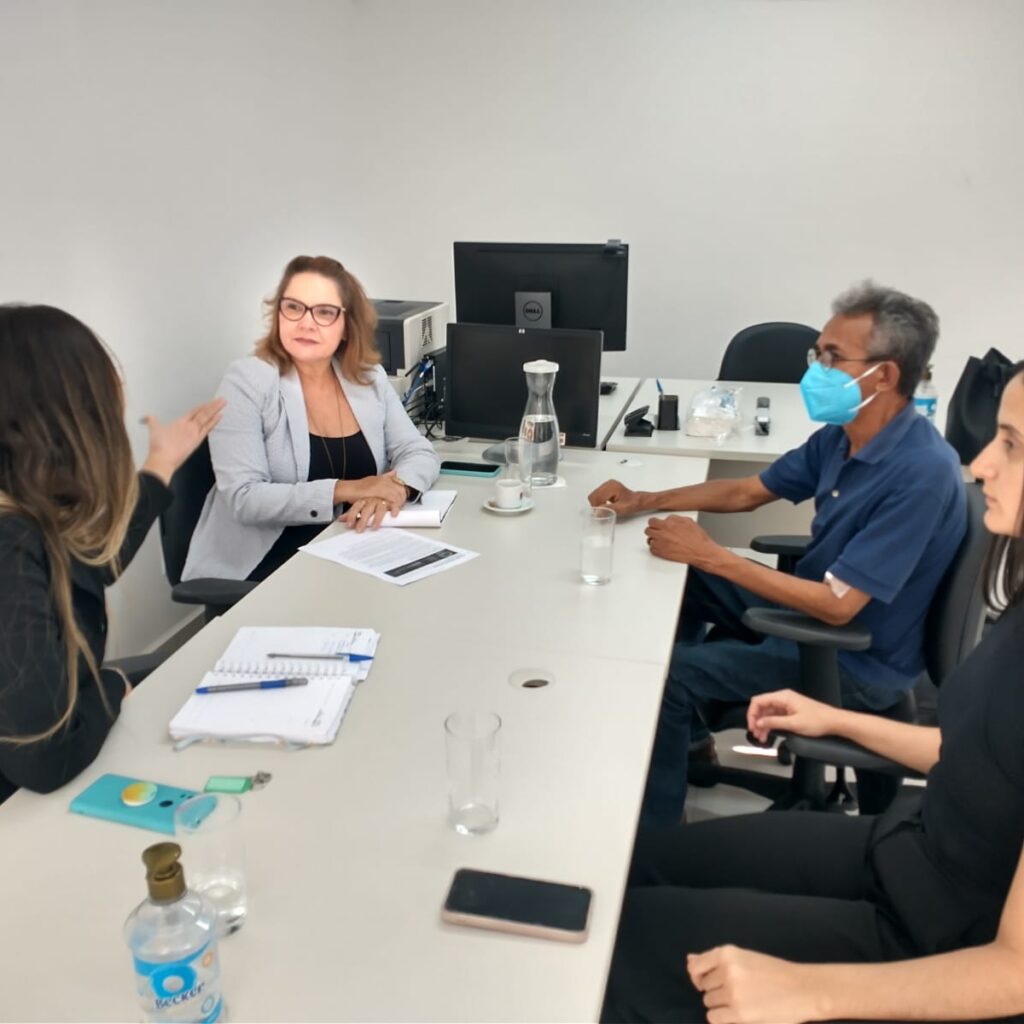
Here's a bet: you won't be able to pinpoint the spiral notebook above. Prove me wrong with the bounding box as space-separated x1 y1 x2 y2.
168 626 380 746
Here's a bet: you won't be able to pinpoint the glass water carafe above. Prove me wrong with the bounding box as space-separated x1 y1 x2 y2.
519 359 560 486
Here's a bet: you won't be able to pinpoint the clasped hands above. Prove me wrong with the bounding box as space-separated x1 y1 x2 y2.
337 471 408 533
587 478 719 570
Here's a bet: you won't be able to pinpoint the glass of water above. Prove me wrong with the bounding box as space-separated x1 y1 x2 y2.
174 793 248 936
445 711 501 835
580 506 616 584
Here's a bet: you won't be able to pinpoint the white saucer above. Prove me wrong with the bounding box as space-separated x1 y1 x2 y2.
482 497 535 516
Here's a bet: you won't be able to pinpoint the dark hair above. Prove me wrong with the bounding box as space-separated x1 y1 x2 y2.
832 280 939 398
255 255 380 385
0 305 138 742
981 362 1024 612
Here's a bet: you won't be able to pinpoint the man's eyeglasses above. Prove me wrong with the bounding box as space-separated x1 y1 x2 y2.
279 298 345 327
806 347 878 371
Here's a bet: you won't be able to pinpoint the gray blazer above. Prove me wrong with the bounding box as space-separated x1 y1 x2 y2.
182 355 440 581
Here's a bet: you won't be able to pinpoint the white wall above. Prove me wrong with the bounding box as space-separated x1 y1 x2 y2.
2 0 1022 653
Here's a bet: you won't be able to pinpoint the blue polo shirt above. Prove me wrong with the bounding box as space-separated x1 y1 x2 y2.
760 402 966 691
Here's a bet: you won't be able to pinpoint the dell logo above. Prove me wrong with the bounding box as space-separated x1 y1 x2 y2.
522 300 544 321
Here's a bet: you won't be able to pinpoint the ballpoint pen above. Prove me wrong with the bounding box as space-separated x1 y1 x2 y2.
656 378 664 395
266 652 375 662
196 677 309 694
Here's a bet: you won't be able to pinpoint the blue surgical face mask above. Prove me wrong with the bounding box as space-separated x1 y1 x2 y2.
800 360 882 425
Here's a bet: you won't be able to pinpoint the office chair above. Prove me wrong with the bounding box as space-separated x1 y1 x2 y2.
159 440 257 623
694 483 988 814
717 322 820 384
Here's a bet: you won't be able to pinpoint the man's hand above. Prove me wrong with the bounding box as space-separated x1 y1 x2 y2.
687 945 822 1024
644 515 721 569
588 479 648 517
746 689 842 745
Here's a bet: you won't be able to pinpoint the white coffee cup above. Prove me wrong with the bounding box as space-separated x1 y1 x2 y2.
494 477 524 510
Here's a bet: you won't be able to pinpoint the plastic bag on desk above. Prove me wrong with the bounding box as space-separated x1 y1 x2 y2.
685 385 742 441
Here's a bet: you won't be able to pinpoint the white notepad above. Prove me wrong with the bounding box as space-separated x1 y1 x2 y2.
168 626 380 746
378 489 457 528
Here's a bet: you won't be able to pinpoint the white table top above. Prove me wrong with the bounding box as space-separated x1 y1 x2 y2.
606 378 814 461
0 448 707 1023
596 376 642 449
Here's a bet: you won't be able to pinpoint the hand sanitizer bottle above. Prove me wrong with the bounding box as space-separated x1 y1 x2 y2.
125 842 224 1023
914 364 938 425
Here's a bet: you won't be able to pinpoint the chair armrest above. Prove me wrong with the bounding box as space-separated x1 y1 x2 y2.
750 535 811 559
742 607 872 651
171 578 258 608
779 733 924 779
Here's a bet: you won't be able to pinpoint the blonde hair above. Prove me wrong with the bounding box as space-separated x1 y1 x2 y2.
254 255 381 385
0 305 138 744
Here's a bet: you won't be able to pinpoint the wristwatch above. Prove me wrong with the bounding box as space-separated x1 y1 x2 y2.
394 475 420 502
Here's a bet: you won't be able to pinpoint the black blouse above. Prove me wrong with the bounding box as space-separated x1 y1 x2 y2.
248 431 377 582
869 598 1024 955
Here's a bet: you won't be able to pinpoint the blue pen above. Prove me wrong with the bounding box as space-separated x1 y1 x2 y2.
197 677 308 695
656 378 664 395
266 651 374 663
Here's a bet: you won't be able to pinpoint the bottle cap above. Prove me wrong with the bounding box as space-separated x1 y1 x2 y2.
523 359 559 374
142 842 187 903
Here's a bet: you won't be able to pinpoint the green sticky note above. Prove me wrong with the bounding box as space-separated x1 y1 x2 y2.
204 775 252 794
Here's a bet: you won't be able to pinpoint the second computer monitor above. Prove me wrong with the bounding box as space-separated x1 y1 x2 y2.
453 241 629 351
445 323 602 447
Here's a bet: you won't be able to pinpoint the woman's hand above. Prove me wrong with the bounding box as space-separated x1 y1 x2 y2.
336 471 408 533
140 398 226 485
746 689 841 745
687 945 822 1024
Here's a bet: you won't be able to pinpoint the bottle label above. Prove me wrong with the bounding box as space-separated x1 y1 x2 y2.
914 395 937 422
134 940 223 1021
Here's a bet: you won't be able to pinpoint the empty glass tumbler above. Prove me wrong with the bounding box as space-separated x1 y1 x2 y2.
445 711 501 836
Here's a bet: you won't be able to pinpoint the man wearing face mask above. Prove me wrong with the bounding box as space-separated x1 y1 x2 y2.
589 281 966 826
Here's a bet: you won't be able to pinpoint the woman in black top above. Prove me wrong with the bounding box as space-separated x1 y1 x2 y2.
0 305 223 803
603 364 1024 1023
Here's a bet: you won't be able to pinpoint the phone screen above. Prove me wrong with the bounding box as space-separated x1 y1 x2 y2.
440 461 500 475
444 869 592 932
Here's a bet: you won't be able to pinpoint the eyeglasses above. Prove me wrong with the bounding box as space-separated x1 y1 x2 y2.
806 347 878 371
279 297 345 327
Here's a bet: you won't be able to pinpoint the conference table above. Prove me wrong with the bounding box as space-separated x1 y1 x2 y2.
0 447 708 1023
606 378 818 546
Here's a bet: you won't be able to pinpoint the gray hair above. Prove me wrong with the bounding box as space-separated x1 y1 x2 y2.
832 280 939 397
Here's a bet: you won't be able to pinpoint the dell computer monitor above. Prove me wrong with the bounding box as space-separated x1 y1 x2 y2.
453 241 629 351
445 323 602 447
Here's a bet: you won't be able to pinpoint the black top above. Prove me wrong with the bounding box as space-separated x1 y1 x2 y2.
869 598 1024 954
0 472 172 804
248 431 377 583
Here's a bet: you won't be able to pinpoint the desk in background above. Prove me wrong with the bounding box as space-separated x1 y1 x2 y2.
0 448 707 1023
607 378 817 547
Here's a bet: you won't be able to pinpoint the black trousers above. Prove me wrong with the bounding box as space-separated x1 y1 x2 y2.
601 813 918 1024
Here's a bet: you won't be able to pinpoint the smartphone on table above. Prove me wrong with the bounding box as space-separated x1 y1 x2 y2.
439 461 501 478
441 868 593 943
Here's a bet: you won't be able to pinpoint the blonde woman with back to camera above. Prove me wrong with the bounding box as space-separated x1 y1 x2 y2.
0 305 224 803
182 255 440 583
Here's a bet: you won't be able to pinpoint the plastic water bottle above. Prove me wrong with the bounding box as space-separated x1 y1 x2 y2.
519 359 560 486
125 842 225 1023
914 364 938 425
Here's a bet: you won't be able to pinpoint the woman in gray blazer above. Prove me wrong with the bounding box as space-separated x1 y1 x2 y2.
182 255 440 582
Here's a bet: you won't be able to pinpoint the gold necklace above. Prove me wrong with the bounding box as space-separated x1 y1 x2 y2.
307 374 348 481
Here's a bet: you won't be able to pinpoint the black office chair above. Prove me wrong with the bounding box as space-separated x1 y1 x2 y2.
159 440 257 623
694 483 988 814
717 322 820 384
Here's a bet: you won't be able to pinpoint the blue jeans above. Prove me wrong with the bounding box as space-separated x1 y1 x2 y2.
640 568 905 826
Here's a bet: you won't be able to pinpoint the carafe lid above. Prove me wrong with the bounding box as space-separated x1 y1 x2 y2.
523 359 559 374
